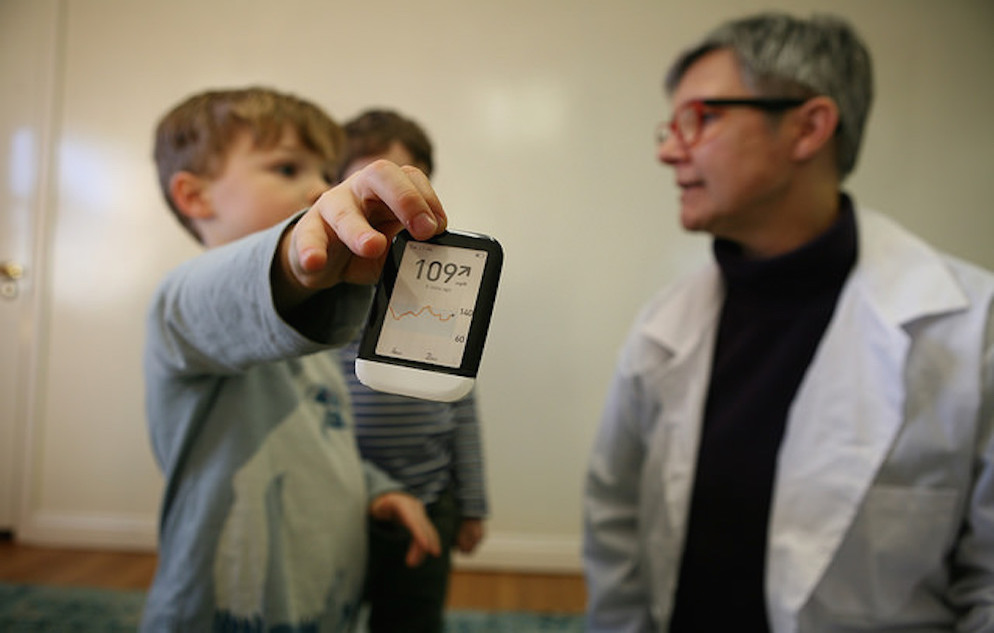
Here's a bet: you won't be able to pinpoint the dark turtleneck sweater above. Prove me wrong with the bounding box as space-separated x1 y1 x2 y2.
669 198 857 632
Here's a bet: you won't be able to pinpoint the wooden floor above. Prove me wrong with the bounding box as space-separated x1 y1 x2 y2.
0 540 587 614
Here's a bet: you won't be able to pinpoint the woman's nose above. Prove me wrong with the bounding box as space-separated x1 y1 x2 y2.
657 133 687 166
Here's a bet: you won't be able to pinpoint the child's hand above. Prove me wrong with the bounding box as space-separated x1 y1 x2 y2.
276 160 447 309
456 518 485 554
369 491 442 567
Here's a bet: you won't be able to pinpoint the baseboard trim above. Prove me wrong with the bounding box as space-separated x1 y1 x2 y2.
17 511 157 552
454 532 582 573
17 511 584 573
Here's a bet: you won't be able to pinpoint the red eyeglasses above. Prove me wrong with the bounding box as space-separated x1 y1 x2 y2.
656 97 807 148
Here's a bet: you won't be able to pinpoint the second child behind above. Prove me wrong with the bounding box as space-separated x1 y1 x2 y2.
336 109 489 633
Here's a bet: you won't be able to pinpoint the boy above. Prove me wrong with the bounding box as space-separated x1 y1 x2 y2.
142 87 444 632
337 109 488 633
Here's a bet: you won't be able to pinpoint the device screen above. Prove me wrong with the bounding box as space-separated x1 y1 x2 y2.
375 240 488 368
358 229 502 387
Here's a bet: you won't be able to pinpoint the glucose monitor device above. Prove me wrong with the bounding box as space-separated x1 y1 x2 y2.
355 229 503 402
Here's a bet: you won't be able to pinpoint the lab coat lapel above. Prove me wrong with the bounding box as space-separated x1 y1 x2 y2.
764 209 971 632
641 265 724 540
765 283 909 631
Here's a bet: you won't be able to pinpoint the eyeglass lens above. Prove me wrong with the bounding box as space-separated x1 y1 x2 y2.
674 103 702 146
656 101 704 146
656 103 703 147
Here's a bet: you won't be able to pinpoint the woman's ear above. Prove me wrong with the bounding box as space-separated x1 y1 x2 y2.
791 96 840 164
169 171 214 220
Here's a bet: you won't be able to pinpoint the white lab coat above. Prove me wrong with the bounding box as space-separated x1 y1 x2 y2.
583 208 994 632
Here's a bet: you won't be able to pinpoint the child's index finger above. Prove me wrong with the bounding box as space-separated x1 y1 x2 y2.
291 209 330 274
348 160 446 241
400 164 448 236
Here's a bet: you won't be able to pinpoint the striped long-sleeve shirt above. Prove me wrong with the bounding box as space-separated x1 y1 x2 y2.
336 340 489 518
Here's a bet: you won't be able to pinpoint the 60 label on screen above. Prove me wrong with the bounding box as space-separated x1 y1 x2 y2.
376 242 488 368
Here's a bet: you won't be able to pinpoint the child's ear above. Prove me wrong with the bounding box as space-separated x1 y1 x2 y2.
169 171 214 220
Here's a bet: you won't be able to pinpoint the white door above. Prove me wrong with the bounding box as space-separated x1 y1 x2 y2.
0 0 60 532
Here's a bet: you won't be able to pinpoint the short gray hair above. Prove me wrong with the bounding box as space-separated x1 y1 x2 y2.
665 12 873 180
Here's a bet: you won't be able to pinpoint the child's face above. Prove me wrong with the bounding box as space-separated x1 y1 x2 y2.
341 140 422 180
198 126 332 248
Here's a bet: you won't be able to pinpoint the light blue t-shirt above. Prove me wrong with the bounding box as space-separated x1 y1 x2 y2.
141 220 394 632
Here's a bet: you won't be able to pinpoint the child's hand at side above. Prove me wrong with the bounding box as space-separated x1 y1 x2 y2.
369 491 442 567
274 160 447 311
456 517 485 554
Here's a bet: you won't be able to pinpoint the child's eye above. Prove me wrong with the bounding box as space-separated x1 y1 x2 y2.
275 162 299 178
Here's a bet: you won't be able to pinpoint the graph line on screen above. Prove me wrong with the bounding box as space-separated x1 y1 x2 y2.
389 305 456 323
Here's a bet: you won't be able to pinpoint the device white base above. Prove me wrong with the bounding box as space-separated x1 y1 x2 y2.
355 359 474 402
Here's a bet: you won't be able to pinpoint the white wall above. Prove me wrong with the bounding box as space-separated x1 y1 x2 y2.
5 0 994 572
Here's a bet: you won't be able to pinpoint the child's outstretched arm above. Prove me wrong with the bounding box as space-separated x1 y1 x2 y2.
273 160 447 313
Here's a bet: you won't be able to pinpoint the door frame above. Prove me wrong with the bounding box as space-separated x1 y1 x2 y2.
0 0 63 534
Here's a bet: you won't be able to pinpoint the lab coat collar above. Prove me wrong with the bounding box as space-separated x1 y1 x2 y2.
639 208 969 352
640 263 724 359
850 209 970 327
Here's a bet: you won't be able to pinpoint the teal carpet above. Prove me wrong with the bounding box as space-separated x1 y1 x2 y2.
0 583 145 632
0 582 585 632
